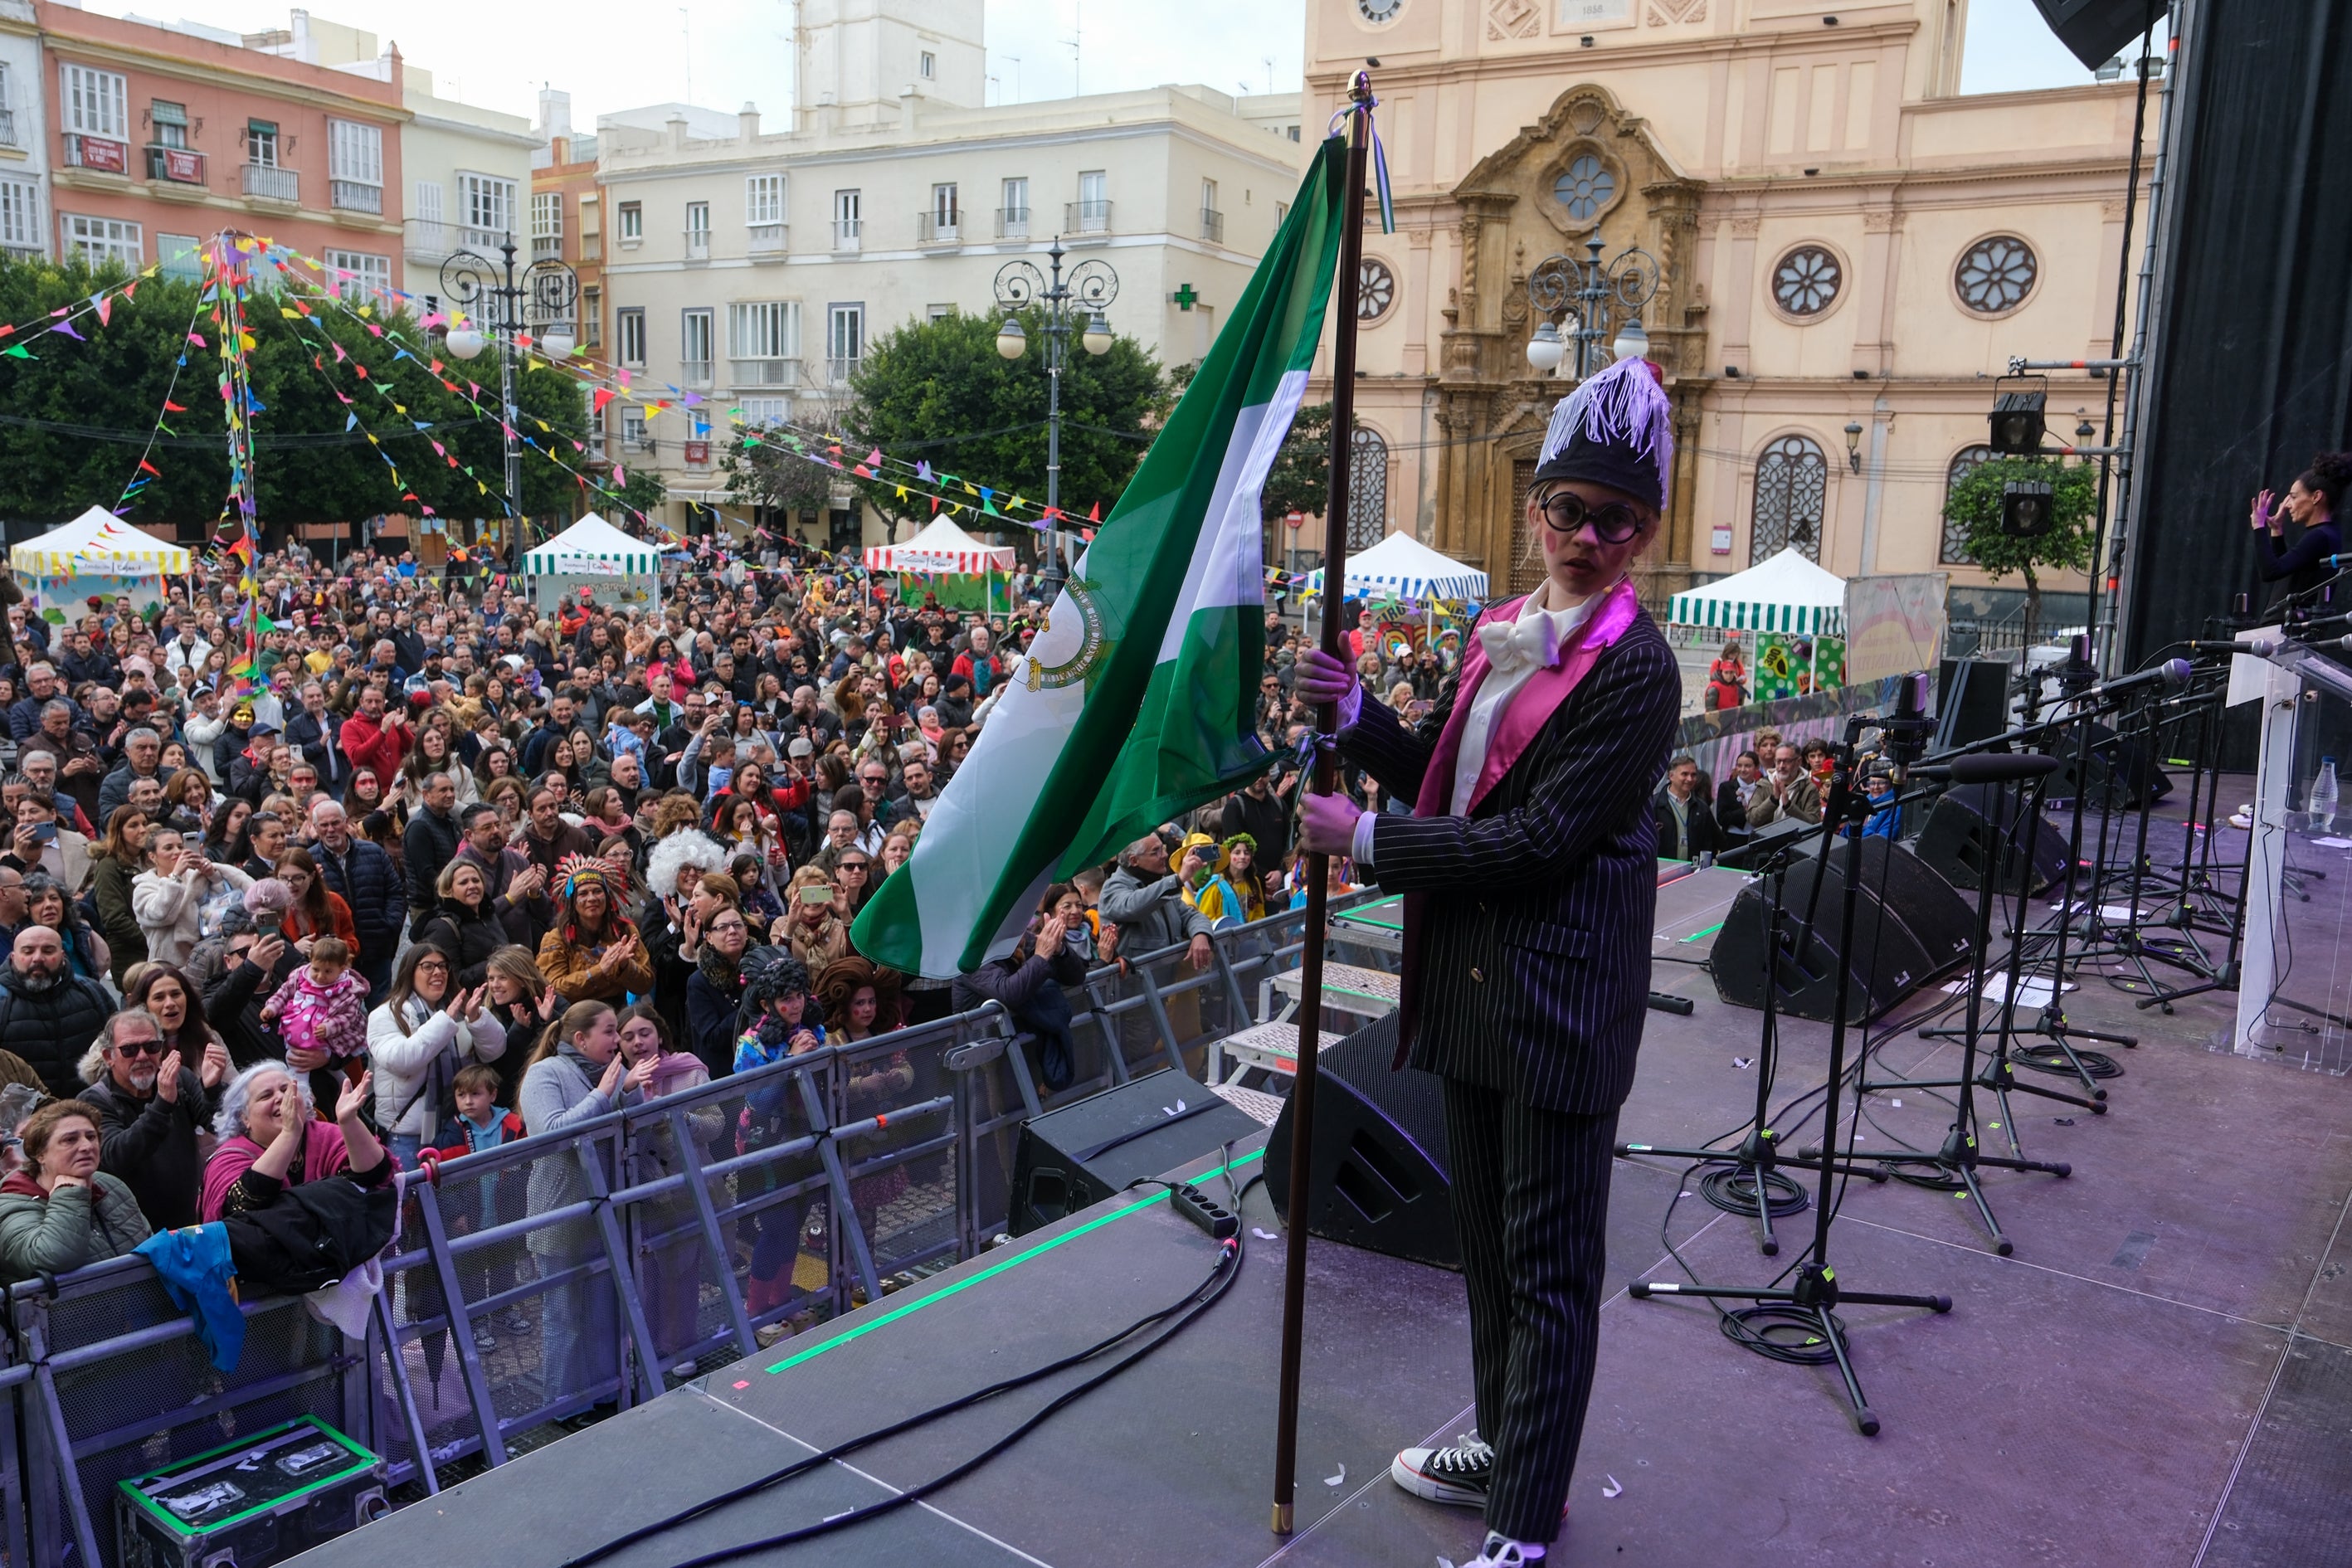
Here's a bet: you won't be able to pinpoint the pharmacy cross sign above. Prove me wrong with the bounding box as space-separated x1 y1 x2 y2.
1171 284 1199 311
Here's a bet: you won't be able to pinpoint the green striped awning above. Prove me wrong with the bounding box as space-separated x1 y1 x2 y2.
522 514 660 576
1668 547 1846 637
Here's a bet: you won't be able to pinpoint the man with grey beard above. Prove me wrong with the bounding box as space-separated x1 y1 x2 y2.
0 925 114 1098
79 1009 223 1230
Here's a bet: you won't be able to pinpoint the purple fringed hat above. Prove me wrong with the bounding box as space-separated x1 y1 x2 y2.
1533 356 1674 512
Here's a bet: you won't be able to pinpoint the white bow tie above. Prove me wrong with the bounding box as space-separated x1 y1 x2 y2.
1478 611 1561 677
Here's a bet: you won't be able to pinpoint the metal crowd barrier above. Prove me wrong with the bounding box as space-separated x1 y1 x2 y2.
0 894 1378 1561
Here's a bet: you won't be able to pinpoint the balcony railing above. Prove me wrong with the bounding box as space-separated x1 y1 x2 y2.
145 146 207 184
460 226 504 253
621 431 655 455
825 355 860 386
242 163 298 202
684 228 710 261
61 133 128 174
916 212 962 245
995 206 1030 241
680 358 713 387
0 110 22 149
730 357 802 387
832 218 862 251
747 222 786 258
1200 207 1224 245
331 179 382 213
1067 198 1112 234
406 220 446 256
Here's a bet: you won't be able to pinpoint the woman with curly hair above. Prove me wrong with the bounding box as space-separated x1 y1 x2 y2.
22 873 109 984
815 956 914 1223
534 855 654 1005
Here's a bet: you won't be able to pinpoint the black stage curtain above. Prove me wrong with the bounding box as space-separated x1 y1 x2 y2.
2123 0 2352 664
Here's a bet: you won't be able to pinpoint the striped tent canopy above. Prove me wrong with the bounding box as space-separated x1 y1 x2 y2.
521 514 663 577
1668 547 1847 636
1303 529 1488 602
864 515 1016 575
10 507 191 577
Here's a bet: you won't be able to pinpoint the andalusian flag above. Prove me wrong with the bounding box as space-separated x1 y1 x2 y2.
854 137 1346 978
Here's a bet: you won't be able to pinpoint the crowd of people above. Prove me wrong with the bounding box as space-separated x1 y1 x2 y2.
0 532 1454 1364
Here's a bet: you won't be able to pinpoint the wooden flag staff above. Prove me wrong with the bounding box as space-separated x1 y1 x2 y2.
1270 66 1375 1539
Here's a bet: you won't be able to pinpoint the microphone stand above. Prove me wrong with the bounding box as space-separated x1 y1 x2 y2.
1867 767 2072 1254
1633 727 1952 1435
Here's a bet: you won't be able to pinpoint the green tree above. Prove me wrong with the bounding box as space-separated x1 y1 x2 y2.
0 253 588 538
722 424 840 520
1158 358 1328 522
842 309 1161 548
610 460 670 522
1941 455 2098 643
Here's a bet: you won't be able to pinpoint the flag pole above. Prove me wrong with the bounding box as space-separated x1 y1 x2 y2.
1271 68 1373 1539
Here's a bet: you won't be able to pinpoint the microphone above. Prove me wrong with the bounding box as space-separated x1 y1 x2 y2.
2185 636 2280 657
2082 658 2193 704
1909 753 2064 784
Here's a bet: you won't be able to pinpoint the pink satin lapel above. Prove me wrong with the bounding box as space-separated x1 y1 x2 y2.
1412 596 1522 818
1463 577 1641 815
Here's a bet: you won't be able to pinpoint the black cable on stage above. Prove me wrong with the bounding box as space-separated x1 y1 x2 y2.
558 1179 1250 1568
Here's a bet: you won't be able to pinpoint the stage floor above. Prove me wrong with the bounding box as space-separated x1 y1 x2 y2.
295 801 2352 1568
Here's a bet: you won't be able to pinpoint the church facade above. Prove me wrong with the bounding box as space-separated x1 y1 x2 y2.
1302 0 2152 611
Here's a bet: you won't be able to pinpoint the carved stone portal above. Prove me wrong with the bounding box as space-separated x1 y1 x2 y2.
1434 85 1705 605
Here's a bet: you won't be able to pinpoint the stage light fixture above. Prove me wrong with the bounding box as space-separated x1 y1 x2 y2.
1989 389 2047 455
2000 479 2056 538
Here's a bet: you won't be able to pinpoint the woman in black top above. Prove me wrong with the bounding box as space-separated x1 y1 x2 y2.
2250 451 2350 607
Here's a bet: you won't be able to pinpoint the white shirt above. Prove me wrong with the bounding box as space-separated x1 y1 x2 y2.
1349 578 1604 868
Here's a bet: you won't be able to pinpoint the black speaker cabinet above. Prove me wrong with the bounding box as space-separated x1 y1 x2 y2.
1009 1069 1263 1237
1265 1014 1458 1271
1911 782 2072 894
2048 720 2174 810
1711 837 1969 1023
1934 659 2013 753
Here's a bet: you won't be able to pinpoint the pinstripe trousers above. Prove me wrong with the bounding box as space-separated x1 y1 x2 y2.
1442 1078 1619 1544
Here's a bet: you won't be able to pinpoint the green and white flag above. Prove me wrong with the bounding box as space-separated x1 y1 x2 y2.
854 138 1346 978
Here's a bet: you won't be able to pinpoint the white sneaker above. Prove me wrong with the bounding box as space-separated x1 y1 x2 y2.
1391 1435 1493 1507
1463 1532 1546 1567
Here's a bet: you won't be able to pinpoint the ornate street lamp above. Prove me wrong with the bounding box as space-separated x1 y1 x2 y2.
440 235 582 540
1523 227 1662 381
994 238 1118 579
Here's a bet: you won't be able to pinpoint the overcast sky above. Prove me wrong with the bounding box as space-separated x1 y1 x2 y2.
95 0 2146 127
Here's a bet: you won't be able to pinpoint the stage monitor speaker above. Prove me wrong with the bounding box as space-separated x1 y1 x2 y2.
1009 1068 1264 1238
2028 0 2169 71
1265 1013 1458 1272
1710 837 1966 1023
1910 782 2072 894
2048 720 2174 810
1934 660 2012 753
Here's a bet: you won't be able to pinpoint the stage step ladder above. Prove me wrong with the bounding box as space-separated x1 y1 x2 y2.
1270 962 1400 1021
1207 1081 1288 1127
1206 1020 1341 1086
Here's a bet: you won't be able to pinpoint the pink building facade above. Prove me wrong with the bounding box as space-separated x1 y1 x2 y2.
35 2 404 291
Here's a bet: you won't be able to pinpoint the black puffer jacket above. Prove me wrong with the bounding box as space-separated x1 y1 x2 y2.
312 836 405 962
415 898 505 991
0 971 119 1099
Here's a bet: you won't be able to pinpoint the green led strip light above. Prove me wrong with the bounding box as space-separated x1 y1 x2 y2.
766 1146 1266 1375
1681 921 1726 943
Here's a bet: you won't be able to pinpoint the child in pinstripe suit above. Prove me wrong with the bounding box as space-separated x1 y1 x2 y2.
1297 356 1683 1568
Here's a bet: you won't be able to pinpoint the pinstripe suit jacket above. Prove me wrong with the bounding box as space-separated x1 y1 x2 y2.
1342 606 1681 1115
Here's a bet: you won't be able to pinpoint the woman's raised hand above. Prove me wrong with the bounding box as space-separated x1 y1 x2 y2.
335 1069 373 1125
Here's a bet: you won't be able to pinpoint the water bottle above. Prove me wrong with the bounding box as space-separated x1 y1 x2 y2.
2314 757 2340 833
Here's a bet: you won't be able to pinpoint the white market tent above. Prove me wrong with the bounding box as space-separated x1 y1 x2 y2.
1668 547 1848 636
1304 531 1488 602
522 514 663 610
11 507 190 618
863 516 1017 575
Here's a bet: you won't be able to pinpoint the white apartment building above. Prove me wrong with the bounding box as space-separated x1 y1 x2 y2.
242 9 537 296
595 0 1301 548
0 0 46 261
